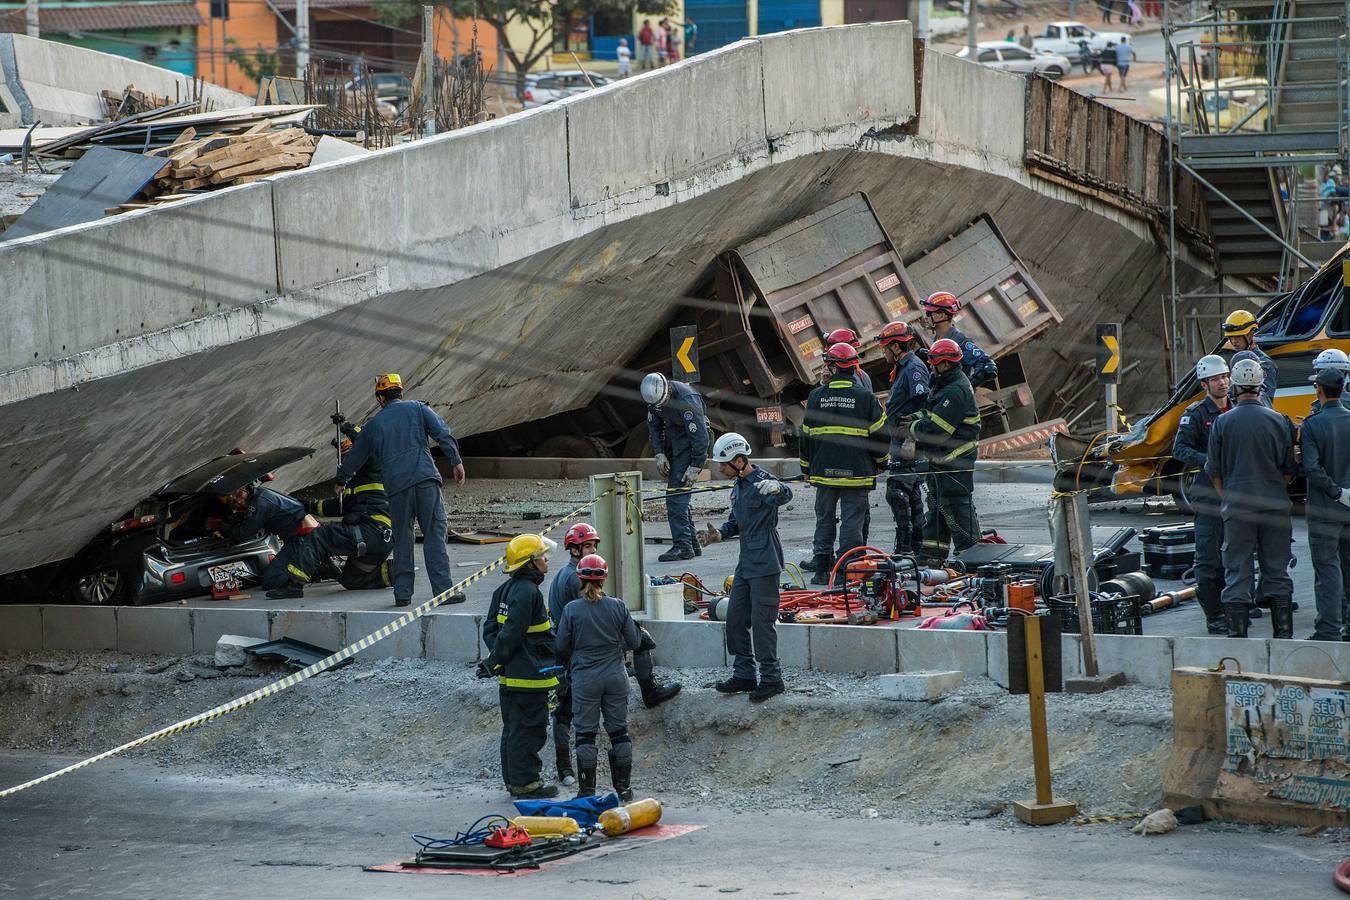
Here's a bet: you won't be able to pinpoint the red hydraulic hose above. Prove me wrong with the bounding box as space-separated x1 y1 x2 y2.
828 545 889 588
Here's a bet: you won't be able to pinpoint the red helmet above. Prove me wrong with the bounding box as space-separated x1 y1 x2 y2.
823 327 861 348
577 553 608 582
563 523 600 550
921 291 961 315
824 342 860 368
877 320 917 346
927 338 963 366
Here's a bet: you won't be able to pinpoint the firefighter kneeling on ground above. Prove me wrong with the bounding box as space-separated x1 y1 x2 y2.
214 481 313 599
480 534 561 799
913 338 982 562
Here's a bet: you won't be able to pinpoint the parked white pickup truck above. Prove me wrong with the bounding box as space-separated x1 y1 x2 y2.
1032 21 1131 64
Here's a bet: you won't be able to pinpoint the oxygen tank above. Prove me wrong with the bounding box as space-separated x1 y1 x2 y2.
598 798 663 836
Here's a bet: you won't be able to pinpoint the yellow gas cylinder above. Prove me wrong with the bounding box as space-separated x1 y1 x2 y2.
598 799 663 837
511 816 580 838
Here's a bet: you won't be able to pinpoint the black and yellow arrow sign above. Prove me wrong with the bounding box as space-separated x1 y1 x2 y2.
670 325 699 382
1096 323 1122 385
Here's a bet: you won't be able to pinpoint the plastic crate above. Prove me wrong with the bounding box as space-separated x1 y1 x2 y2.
1046 593 1143 636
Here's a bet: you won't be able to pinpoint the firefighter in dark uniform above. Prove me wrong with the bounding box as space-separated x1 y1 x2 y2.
1308 349 1350 415
913 338 982 561
480 533 561 799
641 372 710 562
1171 355 1232 635
921 291 998 389
1300 368 1350 641
877 320 929 556
824 327 873 391
1223 310 1278 404
1206 358 1298 639
800 343 888 585
216 483 309 599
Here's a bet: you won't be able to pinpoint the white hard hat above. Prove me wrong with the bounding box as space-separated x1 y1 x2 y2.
711 432 752 463
640 372 670 407
1195 354 1229 380
1230 358 1265 388
1312 348 1350 373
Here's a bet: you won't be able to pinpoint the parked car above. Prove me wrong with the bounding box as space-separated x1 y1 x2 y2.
344 72 412 105
956 42 1071 79
1033 21 1130 65
522 71 611 107
59 447 315 605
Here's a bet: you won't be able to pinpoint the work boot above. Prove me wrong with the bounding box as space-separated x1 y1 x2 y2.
1195 578 1227 635
555 744 575 787
265 586 304 600
1224 605 1250 639
714 676 757 694
639 676 681 709
749 680 786 703
1270 599 1294 640
658 546 695 563
316 560 343 582
1249 606 1263 619
610 754 633 803
393 598 411 608
445 591 467 605
693 543 703 557
1205 616 1230 636
799 556 818 573
510 781 559 799
809 554 832 586
575 765 597 799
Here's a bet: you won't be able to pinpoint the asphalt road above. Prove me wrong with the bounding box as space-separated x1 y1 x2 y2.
0 753 1343 900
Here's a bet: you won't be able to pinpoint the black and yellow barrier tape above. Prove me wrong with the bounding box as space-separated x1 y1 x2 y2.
0 490 616 800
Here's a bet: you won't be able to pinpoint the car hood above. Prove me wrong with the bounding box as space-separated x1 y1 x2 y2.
154 447 316 496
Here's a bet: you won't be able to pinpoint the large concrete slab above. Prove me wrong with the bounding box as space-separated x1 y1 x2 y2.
269 610 345 651
917 49 1026 165
41 605 116 651
1088 634 1174 688
645 620 726 669
425 613 482 663
896 629 988 677
775 622 810 670
0 605 42 650
1173 636 1271 677
1268 639 1350 683
116 606 193 655
191 607 270 654
348 611 424 660
809 625 898 674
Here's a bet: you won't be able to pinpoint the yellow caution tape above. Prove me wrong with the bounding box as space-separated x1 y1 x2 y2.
0 491 614 800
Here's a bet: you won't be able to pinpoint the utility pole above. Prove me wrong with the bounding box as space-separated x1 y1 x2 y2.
423 5 436 135
965 0 977 60
25 0 38 37
296 0 310 78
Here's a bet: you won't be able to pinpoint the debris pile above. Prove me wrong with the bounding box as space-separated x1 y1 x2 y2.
99 85 178 119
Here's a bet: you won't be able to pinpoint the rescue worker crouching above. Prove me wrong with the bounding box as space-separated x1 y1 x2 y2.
641 372 710 563
877 320 930 556
1171 355 1232 635
1299 368 1350 641
215 481 313 599
800 343 888 586
555 553 644 801
480 534 561 799
912 338 982 562
699 433 793 702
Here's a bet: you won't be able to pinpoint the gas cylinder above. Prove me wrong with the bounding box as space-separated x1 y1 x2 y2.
511 816 580 838
707 596 731 621
598 799 663 836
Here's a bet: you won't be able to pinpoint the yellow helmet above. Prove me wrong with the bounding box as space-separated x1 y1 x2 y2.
375 373 403 393
504 534 557 573
1222 310 1258 337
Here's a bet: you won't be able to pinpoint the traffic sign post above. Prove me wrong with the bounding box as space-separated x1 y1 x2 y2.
1095 323 1122 433
670 326 699 383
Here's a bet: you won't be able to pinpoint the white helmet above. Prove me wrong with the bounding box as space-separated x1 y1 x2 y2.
1313 348 1350 373
640 372 670 407
1195 354 1229 381
1230 358 1265 388
711 432 752 463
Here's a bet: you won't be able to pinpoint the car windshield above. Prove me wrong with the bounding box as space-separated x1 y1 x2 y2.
1067 26 1089 37
978 50 998 62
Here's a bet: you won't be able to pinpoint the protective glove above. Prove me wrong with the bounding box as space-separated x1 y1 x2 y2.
475 660 496 679
655 453 671 478
697 523 723 546
1339 487 1350 509
330 411 346 425
681 465 702 487
755 478 783 496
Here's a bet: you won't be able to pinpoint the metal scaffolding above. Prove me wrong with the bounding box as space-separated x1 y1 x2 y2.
1163 0 1349 367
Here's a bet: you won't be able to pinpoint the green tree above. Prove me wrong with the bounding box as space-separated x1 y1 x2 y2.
225 39 283 84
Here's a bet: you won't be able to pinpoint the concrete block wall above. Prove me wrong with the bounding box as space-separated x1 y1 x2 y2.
917 48 1027 166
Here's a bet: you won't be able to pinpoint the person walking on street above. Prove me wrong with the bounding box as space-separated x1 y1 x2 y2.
337 374 465 608
616 37 632 78
638 20 655 69
481 533 560 799
1113 36 1136 90
878 320 930 556
699 433 793 702
800 343 888 585
642 372 709 562
1223 310 1278 403
1172 355 1232 635
921 292 998 389
913 338 982 561
684 17 698 54
1300 369 1350 641
1206 359 1298 638
555 554 643 800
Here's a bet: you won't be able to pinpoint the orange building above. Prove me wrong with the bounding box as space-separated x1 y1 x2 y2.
195 0 498 95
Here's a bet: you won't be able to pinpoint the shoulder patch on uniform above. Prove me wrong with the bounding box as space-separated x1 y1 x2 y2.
687 422 698 433
683 410 694 421
1180 416 1190 425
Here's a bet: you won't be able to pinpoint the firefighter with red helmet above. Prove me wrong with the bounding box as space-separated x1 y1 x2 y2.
920 292 998 389
823 327 872 391
912 338 982 560
877 320 930 555
800 343 888 585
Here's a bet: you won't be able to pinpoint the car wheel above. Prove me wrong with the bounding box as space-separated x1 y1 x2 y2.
1045 65 1064 80
72 565 131 605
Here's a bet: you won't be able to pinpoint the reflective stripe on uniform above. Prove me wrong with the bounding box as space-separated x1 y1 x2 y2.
927 413 956 434
809 475 876 487
499 675 560 689
369 514 392 527
287 564 310 583
350 482 385 494
867 414 887 434
827 380 854 388
940 440 979 462
494 613 553 633
807 425 871 437
962 415 981 425
798 459 810 469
